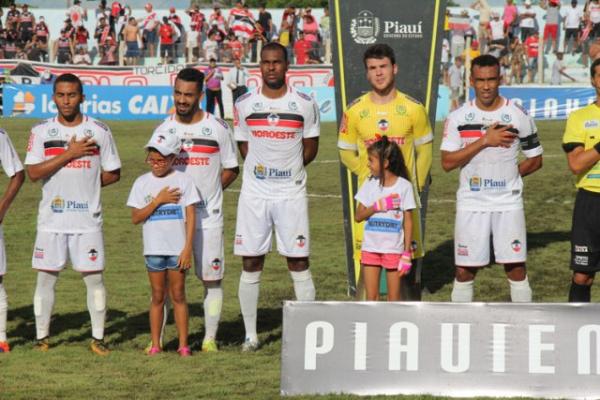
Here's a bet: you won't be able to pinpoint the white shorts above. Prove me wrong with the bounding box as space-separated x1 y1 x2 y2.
234 193 310 258
32 231 105 272
193 226 224 281
454 209 527 267
0 226 6 276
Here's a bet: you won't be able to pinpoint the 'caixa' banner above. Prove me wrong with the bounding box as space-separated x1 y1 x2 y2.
2 84 337 122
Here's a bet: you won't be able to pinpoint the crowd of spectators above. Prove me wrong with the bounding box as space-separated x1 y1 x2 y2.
442 0 600 98
0 1 332 66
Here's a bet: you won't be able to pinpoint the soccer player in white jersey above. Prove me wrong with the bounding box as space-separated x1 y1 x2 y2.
234 42 319 351
25 73 121 355
150 68 239 352
441 55 543 302
0 129 24 353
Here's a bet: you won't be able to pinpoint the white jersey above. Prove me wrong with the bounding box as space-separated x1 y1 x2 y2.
234 86 320 199
355 177 416 254
127 170 200 256
0 129 23 178
25 116 122 233
441 98 543 211
151 113 238 228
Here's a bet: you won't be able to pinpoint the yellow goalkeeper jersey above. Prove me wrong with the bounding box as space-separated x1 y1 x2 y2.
563 103 600 193
337 90 433 190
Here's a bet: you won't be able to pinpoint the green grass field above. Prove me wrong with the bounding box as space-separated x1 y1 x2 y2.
0 118 588 399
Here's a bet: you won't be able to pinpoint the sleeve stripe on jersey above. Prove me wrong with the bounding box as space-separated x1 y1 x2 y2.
338 141 358 151
414 133 433 146
519 132 541 151
562 142 584 153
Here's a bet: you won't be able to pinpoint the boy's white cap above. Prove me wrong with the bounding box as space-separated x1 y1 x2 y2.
145 133 181 156
524 0 532 5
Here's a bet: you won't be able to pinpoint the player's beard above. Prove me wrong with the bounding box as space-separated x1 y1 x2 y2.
264 77 285 90
372 80 395 98
176 102 199 119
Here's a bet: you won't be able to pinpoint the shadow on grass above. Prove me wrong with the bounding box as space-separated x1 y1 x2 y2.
421 230 570 295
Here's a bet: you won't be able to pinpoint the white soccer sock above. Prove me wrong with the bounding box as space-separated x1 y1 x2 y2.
0 283 7 342
451 279 474 302
238 271 261 342
33 271 59 339
203 284 223 341
83 273 106 340
509 276 532 303
290 269 316 301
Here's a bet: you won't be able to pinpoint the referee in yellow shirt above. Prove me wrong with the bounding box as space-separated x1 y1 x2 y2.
563 58 600 302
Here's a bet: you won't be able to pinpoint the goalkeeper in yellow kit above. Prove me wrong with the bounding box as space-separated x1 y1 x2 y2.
338 44 433 291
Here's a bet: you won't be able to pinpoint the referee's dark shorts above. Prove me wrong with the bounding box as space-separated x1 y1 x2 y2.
570 189 600 273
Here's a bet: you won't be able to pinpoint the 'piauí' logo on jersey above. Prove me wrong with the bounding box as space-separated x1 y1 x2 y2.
469 176 481 191
350 10 380 44
254 164 267 179
267 113 280 126
377 119 389 132
51 196 65 213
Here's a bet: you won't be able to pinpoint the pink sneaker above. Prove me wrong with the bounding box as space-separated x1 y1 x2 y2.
177 346 191 357
147 346 161 356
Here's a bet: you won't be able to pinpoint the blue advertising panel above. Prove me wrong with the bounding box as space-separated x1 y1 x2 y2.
467 86 595 120
3 84 175 120
3 84 337 122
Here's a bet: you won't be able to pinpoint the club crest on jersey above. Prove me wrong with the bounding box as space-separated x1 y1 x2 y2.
511 240 522 253
34 247 44 259
84 129 94 138
457 244 469 256
252 102 264 111
501 114 512 123
296 235 306 248
267 113 280 126
469 176 481 191
359 109 370 119
47 128 58 137
201 127 212 136
211 258 222 271
51 196 65 213
396 105 407 116
182 139 193 151
377 119 389 132
288 101 298 111
88 248 99 262
168 128 176 134
584 120 599 129
235 234 243 245
465 112 475 122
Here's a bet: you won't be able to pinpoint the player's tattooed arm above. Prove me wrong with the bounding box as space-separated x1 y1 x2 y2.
302 137 319 166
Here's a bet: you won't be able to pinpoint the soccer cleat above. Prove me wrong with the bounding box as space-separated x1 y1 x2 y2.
35 337 50 352
177 346 191 357
147 346 161 356
0 341 10 353
201 339 218 353
241 338 260 352
90 338 110 356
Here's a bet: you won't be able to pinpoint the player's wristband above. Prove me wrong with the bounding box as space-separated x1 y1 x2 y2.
594 141 600 155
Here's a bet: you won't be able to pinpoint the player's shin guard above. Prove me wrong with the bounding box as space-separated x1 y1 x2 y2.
451 279 474 302
238 271 261 342
509 276 532 302
0 283 7 342
83 273 106 340
290 269 316 301
569 281 592 302
203 284 223 341
33 271 58 339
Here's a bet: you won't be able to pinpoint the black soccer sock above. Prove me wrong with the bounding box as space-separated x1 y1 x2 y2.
568 281 592 302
